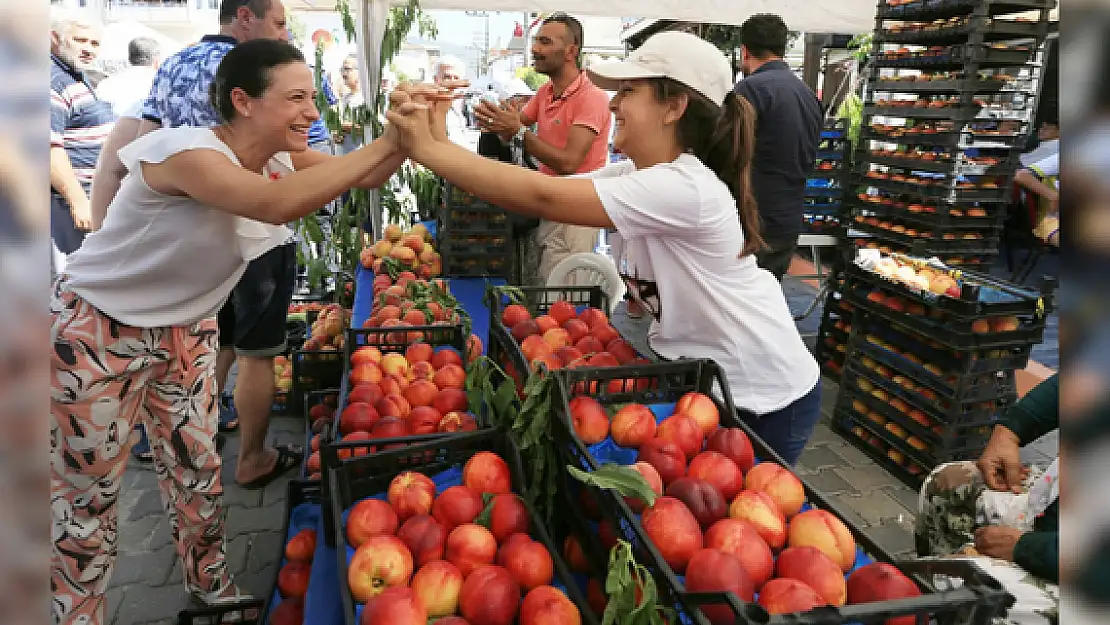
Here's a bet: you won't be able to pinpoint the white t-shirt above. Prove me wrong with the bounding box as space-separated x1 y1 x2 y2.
1028 153 1058 179
1019 138 1058 168
96 66 157 118
64 127 293 327
590 154 820 414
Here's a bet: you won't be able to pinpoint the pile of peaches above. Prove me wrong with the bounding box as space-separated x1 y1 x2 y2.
362 271 481 352
360 223 442 279
566 392 923 619
300 304 352 352
304 343 479 480
342 452 585 624
498 300 649 391
271 527 318 624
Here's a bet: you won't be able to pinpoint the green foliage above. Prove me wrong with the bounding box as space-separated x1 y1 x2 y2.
848 32 873 63
838 93 864 150
568 464 657 508
515 66 549 91
602 541 673 625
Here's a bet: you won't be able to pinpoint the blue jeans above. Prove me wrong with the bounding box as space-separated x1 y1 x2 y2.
736 381 822 467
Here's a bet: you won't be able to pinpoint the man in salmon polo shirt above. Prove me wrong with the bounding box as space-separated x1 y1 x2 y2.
476 12 612 284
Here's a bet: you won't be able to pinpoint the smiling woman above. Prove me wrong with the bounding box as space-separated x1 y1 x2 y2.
49 38 408 625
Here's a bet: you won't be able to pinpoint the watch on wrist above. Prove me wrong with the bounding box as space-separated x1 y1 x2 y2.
513 126 526 142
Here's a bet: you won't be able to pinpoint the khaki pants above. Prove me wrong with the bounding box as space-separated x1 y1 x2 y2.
536 220 600 285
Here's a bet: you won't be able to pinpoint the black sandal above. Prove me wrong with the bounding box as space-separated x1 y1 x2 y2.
237 444 303 490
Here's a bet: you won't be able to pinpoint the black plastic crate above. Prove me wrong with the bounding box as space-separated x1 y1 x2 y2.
854 313 1035 375
302 388 340 481
486 285 612 391
877 0 1055 22
261 480 323 624
547 360 1010 625
878 17 1043 45
325 430 599 625
855 173 1012 203
176 601 264 625
290 349 345 419
438 183 514 279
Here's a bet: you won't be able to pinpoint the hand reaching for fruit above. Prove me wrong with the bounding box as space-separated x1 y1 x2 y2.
978 425 1024 493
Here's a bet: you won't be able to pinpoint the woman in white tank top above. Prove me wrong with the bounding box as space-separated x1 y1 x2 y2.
50 39 420 622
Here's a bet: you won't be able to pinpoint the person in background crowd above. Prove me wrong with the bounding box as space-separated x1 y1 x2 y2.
95 37 160 117
734 14 822 281
50 39 409 624
132 0 302 487
338 53 364 112
1014 151 1059 247
1020 117 1059 167
390 31 821 465
50 11 113 274
435 55 470 145
475 12 612 284
477 78 538 170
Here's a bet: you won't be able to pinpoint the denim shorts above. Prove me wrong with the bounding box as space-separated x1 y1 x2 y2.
216 243 296 357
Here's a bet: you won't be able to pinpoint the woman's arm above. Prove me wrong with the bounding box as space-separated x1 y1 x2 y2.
144 135 400 225
412 138 615 229
89 116 141 230
289 145 404 189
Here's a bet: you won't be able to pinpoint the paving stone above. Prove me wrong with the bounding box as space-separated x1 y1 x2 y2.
114 583 191 625
828 440 877 467
885 485 923 515
846 489 916 526
270 416 303 434
235 563 278 597
824 493 871 529
865 519 918 558
225 484 263 508
805 422 844 448
226 534 252 576
833 466 906 493
797 445 848 473
116 513 164 555
112 544 177 587
247 531 285 575
106 586 123 625
128 488 166 522
226 503 286 537
802 468 859 496
261 476 295 508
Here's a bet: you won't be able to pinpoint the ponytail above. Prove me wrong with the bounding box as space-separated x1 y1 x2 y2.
651 80 765 257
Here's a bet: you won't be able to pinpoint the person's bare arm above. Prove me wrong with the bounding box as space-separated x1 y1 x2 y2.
49 147 92 231
143 136 401 225
135 118 161 140
289 146 404 189
1015 168 1058 207
522 124 598 175
89 116 141 230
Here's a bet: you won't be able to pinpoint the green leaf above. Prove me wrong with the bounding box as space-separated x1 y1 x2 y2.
568 464 657 508
474 492 497 528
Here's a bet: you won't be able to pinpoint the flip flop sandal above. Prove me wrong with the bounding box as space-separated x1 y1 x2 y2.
237 444 303 490
188 582 260 624
218 395 239 433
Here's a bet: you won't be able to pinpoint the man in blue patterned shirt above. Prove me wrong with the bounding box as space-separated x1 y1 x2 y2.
133 0 304 488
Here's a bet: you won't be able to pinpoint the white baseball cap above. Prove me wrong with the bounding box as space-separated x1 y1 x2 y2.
587 31 733 107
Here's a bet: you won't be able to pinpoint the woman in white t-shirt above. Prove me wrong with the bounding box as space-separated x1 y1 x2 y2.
389 31 822 466
50 39 409 622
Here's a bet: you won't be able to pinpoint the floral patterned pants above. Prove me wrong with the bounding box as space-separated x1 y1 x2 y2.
50 280 230 625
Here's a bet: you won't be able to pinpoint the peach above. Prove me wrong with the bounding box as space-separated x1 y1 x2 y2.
728 490 787 550
376 394 410 419
433 364 466 391
433 388 469 415
687 451 743 501
548 300 578 324
459 565 521 625
347 498 399 547
381 353 410 378
578 307 608 329
350 363 384 386
488 494 530 543
641 496 704 573
574 335 605 355
605 338 638 365
684 548 754 624
535 315 560 335
521 335 553 362
520 585 581 625
501 304 532 329
403 379 439 408
656 414 704 459
611 404 657 448
592 324 620 345
675 392 720 437
705 518 774 589
388 472 437 521
284 528 317 563
463 451 512 495
278 561 311 599
787 509 857 571
744 463 806 518
568 396 610 445
432 486 484 530
500 538 554 591
543 328 572 350
563 319 589 344
511 319 541 342
625 461 664 513
776 546 847 606
405 342 434 363
396 514 447 567
705 427 755 473
637 437 687 485
846 562 922 625
666 477 728 529
554 345 585 367
348 535 414 602
409 406 442 435
363 586 427 624
340 402 380 435
411 560 463 618
757 578 825 614
352 345 383 366
446 523 498 578
409 360 436 382
430 349 464 371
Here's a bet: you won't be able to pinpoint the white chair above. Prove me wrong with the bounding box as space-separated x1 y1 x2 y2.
546 252 626 314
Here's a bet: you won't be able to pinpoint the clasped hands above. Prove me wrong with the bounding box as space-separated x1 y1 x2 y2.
382 80 468 157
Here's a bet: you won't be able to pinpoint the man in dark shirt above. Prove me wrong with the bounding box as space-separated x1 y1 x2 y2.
734 14 822 281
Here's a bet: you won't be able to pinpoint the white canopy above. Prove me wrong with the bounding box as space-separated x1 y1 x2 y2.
296 0 880 34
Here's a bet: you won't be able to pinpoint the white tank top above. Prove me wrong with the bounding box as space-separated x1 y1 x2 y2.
64 127 293 327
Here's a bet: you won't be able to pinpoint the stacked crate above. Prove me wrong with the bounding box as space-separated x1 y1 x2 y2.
804 120 851 236
830 250 1054 486
436 181 514 279
849 0 1055 268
